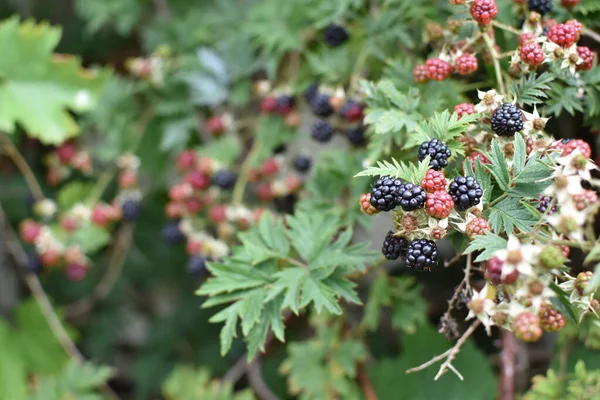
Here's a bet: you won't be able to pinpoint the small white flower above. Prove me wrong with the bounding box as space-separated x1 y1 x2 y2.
475 89 504 114
494 236 540 278
523 106 550 135
466 283 496 335
34 199 57 219
70 203 92 223
544 173 584 203
558 150 597 181
34 226 64 253
547 203 586 242
116 153 141 171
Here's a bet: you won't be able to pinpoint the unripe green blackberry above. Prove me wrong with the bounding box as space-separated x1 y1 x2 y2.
575 271 594 295
539 246 565 269
513 312 543 342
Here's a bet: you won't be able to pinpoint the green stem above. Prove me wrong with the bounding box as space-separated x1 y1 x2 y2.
488 192 508 208
482 32 506 96
231 143 260 206
491 20 521 35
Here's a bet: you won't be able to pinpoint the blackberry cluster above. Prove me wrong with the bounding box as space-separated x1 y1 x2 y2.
293 156 312 172
323 24 349 47
418 139 451 170
529 0 553 15
397 183 427 211
537 195 556 215
448 176 483 210
310 93 334 117
381 231 409 260
122 199 142 220
406 239 439 271
214 170 237 189
311 121 335 143
370 176 403 211
162 221 186 245
490 103 524 136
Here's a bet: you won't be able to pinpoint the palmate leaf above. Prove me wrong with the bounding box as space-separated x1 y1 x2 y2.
405 110 479 149
0 17 110 144
354 157 430 184
485 140 511 191
464 232 507 262
197 209 378 360
488 197 539 234
163 366 255 400
512 72 554 107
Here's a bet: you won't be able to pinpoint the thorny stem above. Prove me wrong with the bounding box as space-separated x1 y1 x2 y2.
0 133 45 201
406 320 481 380
482 32 506 96
491 21 521 36
232 142 260 206
0 205 120 400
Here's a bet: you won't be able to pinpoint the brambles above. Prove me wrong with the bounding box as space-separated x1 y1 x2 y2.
420 169 448 193
425 191 454 219
490 103 524 136
520 43 545 66
448 176 483 210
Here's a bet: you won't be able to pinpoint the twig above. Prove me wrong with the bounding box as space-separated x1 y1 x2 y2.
222 356 249 384
465 253 473 291
66 224 135 318
499 330 516 400
406 319 481 380
491 21 521 35
0 133 45 201
357 363 378 400
0 205 120 400
583 29 600 45
482 32 506 96
444 253 463 268
231 143 260 206
246 360 279 400
458 32 482 53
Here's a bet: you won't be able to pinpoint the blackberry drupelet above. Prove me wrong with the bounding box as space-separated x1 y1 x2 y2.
448 176 483 210
214 170 237 189
310 93 334 117
537 195 556 214
293 156 312 172
418 139 452 170
491 103 524 136
369 176 403 212
397 182 427 211
311 121 335 143
162 221 186 245
122 199 142 220
381 231 409 260
346 126 366 147
406 239 439 271
529 0 553 15
323 24 349 47
188 254 207 276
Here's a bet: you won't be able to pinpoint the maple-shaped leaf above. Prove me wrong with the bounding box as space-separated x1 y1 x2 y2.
0 17 110 144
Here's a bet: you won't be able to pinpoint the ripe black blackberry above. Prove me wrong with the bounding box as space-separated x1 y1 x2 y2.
529 0 552 15
188 254 207 276
323 24 349 47
537 195 557 215
397 182 427 211
162 221 186 245
418 139 451 170
491 103 524 136
311 121 335 143
25 254 42 274
214 170 237 189
310 93 334 117
346 126 366 147
303 82 319 103
448 176 483 210
406 239 439 271
382 231 409 260
369 176 403 211
122 199 142 220
293 156 312 172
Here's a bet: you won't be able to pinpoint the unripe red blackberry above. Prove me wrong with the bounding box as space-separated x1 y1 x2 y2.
458 135 478 155
185 171 211 190
413 64 429 83
513 312 543 342
455 54 478 75
466 217 490 239
40 249 62 268
470 0 498 25
518 33 537 46
176 150 196 171
576 46 596 71
547 24 579 48
359 193 380 216
572 190 598 211
520 42 545 66
575 271 593 295
561 0 578 7
467 151 491 167
420 169 447 193
565 19 583 40
454 103 476 119
66 263 88 281
260 96 278 114
425 191 454 219
485 256 519 285
558 139 592 158
56 141 77 164
340 101 364 123
20 219 42 244
539 304 566 332
424 58 453 81
206 116 225 136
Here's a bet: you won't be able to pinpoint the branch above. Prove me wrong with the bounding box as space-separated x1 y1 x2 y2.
246 360 279 400
357 362 378 400
482 32 506 96
465 253 473 291
406 319 481 380
0 204 120 400
491 21 521 35
0 133 45 201
499 330 516 400
66 223 135 318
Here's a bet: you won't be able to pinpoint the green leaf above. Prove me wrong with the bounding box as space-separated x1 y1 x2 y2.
266 268 306 314
300 274 342 314
513 134 526 176
0 17 110 144
354 157 430 184
163 366 256 400
512 72 554 106
550 282 578 324
57 182 95 210
197 136 242 165
405 110 479 149
464 232 507 262
488 197 538 234
485 140 511 191
0 322 27 400
70 225 111 253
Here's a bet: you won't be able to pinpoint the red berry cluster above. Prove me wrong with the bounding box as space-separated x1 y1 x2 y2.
547 23 579 48
470 0 498 25
520 43 545 66
44 140 93 186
